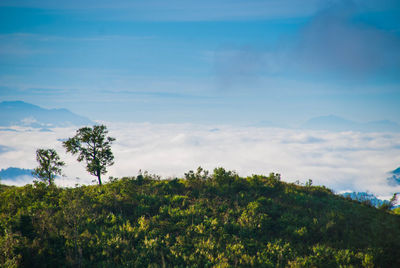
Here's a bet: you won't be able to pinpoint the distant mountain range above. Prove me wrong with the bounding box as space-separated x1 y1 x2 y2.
301 115 400 132
0 101 93 128
0 167 33 180
341 192 390 207
340 167 400 208
253 115 400 132
387 167 400 186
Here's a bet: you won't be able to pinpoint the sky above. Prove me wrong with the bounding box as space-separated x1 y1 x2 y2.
0 0 399 125
1 1 400 197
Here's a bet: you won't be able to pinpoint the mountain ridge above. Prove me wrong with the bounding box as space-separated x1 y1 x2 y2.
0 100 93 128
253 115 400 132
0 167 34 182
387 166 400 186
301 115 400 132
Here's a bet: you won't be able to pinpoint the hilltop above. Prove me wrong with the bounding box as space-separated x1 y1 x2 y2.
1 168 400 267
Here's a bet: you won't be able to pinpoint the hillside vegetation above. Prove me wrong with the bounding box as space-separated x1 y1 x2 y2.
1 168 400 267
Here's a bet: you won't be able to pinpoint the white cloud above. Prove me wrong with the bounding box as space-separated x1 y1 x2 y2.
0 175 34 187
1 123 400 197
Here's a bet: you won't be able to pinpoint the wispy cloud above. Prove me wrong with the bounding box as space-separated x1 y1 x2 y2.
0 33 156 57
3 0 398 22
0 33 155 42
2 0 399 23
0 145 12 153
0 175 33 186
212 1 400 88
295 1 400 77
0 0 324 21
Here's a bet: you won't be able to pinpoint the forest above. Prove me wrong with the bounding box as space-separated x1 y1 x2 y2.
1 167 400 267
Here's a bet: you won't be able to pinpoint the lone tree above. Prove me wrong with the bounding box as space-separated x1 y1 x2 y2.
33 148 65 186
63 125 115 185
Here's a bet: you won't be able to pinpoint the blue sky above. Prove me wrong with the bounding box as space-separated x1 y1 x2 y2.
0 0 399 125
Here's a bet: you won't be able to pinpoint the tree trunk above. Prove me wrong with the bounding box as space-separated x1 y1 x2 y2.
161 249 166 268
97 172 102 185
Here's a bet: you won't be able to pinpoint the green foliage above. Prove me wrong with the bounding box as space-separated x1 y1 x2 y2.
379 193 398 211
32 148 65 186
63 125 115 185
1 168 400 267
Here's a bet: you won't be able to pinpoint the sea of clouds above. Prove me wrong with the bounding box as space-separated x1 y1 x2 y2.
1 122 400 198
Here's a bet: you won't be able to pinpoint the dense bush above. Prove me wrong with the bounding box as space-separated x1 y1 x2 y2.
1 168 399 267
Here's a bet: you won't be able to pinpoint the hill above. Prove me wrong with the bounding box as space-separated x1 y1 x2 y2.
0 101 93 128
0 167 33 181
1 168 400 267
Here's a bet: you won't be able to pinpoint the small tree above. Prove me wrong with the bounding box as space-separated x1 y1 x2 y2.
63 125 115 185
33 148 65 186
379 193 398 211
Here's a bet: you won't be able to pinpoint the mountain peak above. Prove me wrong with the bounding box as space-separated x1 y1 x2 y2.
1 100 41 109
302 115 400 132
392 167 400 174
302 115 355 131
0 100 93 128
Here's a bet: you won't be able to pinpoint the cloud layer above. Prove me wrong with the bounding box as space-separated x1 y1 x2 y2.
1 123 399 198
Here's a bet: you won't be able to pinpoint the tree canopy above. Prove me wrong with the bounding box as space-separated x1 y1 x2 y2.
63 125 115 185
32 148 65 186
